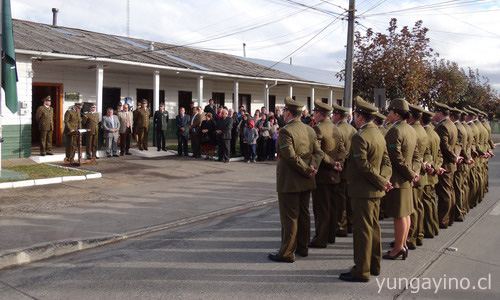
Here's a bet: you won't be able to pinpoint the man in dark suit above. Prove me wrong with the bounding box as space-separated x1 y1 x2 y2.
204 99 217 116
215 108 233 163
154 103 169 151
176 107 190 156
229 108 239 155
190 106 203 158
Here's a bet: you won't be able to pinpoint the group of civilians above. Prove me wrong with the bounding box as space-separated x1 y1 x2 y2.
175 99 316 163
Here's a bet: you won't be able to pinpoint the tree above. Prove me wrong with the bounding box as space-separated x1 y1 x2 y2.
337 18 436 104
424 59 468 108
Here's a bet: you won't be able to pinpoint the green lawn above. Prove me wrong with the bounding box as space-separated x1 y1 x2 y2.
1 164 91 182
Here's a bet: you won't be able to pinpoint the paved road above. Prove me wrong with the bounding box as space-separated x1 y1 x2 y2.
0 149 498 299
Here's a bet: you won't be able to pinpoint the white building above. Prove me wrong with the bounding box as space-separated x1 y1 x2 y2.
1 19 344 158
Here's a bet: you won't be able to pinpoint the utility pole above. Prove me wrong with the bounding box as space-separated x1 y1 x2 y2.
343 0 355 112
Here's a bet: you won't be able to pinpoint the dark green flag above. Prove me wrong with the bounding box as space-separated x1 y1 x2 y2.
2 0 18 114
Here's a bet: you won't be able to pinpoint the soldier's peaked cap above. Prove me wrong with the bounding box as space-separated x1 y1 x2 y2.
422 110 435 118
388 98 409 112
42 96 51 101
332 103 349 113
141 99 148 104
284 96 303 110
74 102 82 107
449 107 462 116
313 99 333 112
408 103 425 113
433 101 450 113
463 107 476 116
354 96 378 114
374 112 386 121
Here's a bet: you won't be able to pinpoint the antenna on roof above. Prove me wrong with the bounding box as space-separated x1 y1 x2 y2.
243 43 246 58
126 0 130 37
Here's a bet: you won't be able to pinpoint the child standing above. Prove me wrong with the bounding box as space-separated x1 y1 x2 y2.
244 120 259 163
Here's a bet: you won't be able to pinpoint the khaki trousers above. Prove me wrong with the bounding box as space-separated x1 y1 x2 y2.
311 183 337 246
39 130 53 154
278 191 311 260
408 186 424 246
350 197 381 280
436 170 455 228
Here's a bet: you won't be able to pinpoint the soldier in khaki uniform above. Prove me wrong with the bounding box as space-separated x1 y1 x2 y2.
374 112 388 137
339 97 392 282
82 104 100 160
309 99 346 248
64 103 82 163
479 111 494 194
268 97 324 263
384 98 419 256
460 109 475 213
35 96 54 156
332 103 357 237
134 99 151 150
432 102 460 229
449 107 469 223
464 108 482 208
407 104 430 249
421 111 444 238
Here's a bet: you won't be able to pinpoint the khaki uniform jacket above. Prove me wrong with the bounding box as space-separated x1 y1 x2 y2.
134 108 151 129
64 109 81 134
118 111 134 134
454 121 469 172
475 120 489 153
462 122 475 158
347 123 392 198
379 126 389 137
468 121 484 157
435 118 458 172
410 121 430 187
424 124 442 185
385 120 419 189
337 120 357 180
82 112 100 135
481 120 494 149
35 106 54 131
276 119 324 193
313 118 346 184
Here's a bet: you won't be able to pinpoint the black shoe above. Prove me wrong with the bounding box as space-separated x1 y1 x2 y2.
162 149 167 151
46 152 54 155
106 155 112 157
454 217 464 222
424 234 435 239
120 152 124 156
416 239 423 246
382 248 407 260
296 251 308 257
308 243 327 249
157 149 161 152
328 238 336 244
113 154 119 157
96 156 100 159
371 270 380 276
139 148 144 151
439 224 448 229
336 231 348 237
144 148 148 151
339 272 369 282
406 243 416 250
126 152 131 155
40 153 46 156
268 253 294 263
347 226 353 234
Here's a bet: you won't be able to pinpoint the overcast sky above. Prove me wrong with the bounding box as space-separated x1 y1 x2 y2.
12 0 500 90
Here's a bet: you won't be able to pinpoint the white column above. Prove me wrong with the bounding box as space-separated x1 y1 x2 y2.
96 64 104 120
153 70 160 111
233 80 239 109
288 84 293 98
328 89 334 106
197 76 204 107
311 87 315 110
263 83 269 110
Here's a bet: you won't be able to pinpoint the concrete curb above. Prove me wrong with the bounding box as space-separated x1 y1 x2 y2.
0 197 278 270
0 170 102 190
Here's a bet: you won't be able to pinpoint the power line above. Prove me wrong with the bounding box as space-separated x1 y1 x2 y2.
254 12 345 76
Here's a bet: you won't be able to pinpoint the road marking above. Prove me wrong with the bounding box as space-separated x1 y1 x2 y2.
490 201 500 216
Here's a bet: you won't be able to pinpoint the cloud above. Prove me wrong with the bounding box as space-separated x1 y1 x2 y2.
10 0 500 91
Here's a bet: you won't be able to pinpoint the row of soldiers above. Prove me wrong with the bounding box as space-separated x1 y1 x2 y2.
35 97 156 162
268 96 494 283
